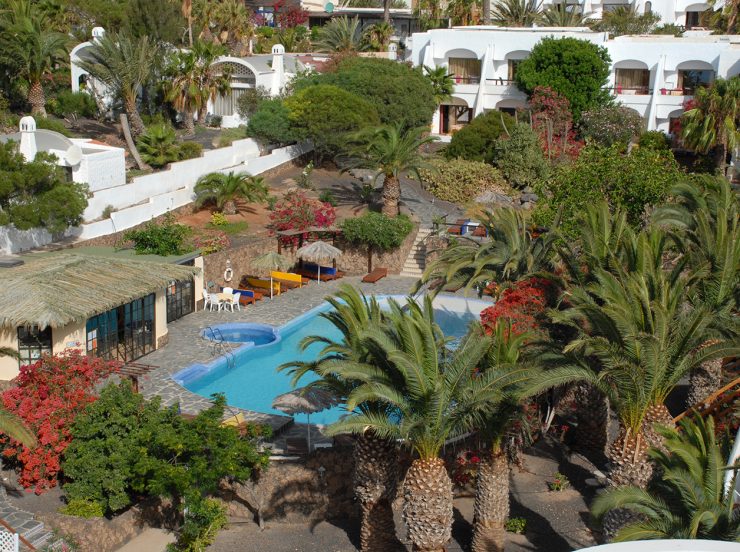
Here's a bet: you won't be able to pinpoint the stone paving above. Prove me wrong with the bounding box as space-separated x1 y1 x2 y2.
140 277 421 440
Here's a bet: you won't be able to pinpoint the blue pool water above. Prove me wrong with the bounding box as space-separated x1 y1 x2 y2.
201 323 277 346
178 299 480 425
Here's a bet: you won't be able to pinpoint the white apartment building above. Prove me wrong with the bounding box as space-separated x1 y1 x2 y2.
408 26 740 137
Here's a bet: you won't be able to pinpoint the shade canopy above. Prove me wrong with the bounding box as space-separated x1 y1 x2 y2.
0 253 199 329
272 387 340 415
295 240 342 263
251 251 292 273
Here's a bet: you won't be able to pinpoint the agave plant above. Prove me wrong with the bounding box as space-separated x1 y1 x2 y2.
541 4 589 26
592 415 740 542
193 171 268 215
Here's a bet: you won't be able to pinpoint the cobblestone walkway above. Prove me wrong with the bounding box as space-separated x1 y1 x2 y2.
140 277 419 435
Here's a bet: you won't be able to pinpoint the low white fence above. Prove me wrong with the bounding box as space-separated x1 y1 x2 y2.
1 139 311 253
0 530 18 552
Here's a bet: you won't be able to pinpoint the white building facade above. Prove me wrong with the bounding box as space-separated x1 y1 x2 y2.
408 26 740 137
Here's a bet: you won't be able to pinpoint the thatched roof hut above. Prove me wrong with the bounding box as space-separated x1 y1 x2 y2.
0 252 199 330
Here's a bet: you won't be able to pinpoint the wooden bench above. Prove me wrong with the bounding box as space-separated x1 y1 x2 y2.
244 277 281 295
234 289 258 305
362 267 388 283
270 271 308 289
447 219 467 235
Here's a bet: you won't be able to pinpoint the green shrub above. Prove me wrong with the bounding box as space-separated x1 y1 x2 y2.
319 189 338 206
341 212 413 251
35 116 72 137
247 100 295 147
445 110 515 163
505 517 527 534
49 91 98 119
60 499 104 519
236 86 271 119
548 472 570 491
217 126 249 148
534 144 680 236
167 496 227 552
418 158 509 204
639 130 671 151
492 123 549 188
580 105 644 147
123 213 193 256
178 141 203 160
210 212 228 226
137 123 180 168
102 205 115 219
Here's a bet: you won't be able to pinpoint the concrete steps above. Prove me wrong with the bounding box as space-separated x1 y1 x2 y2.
400 227 431 278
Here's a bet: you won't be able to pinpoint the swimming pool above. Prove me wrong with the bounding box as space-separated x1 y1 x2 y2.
175 295 490 425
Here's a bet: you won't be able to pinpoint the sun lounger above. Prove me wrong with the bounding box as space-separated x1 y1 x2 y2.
447 219 467 235
362 267 388 283
472 225 487 237
245 277 281 295
233 289 257 305
297 263 344 281
270 271 308 289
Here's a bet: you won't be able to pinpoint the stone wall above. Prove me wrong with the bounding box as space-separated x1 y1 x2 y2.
203 224 420 288
38 508 143 552
220 448 356 524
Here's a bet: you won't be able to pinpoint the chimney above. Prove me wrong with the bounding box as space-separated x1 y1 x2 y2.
18 116 37 162
271 44 285 96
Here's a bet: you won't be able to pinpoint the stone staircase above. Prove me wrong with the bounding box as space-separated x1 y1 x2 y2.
400 227 431 278
0 490 60 551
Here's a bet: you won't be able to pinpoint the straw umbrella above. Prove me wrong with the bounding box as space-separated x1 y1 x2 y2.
295 240 342 283
251 251 292 299
272 387 340 451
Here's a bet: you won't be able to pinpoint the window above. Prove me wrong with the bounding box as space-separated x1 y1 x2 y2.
448 58 481 84
615 68 650 94
167 279 194 323
685 10 701 29
644 1 652 13
17 326 52 366
507 60 521 81
86 294 156 363
678 69 714 95
213 88 251 117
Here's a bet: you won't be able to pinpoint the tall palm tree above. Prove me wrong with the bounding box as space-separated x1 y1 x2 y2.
280 286 402 552
419 207 557 294
490 0 542 27
76 32 160 137
182 0 193 47
423 66 454 105
192 41 229 126
0 3 67 117
362 22 394 51
341 125 437 217
329 297 504 552
315 16 368 53
446 0 482 25
193 171 268 215
592 415 740 542
542 4 588 26
681 76 740 176
653 176 740 406
195 0 254 54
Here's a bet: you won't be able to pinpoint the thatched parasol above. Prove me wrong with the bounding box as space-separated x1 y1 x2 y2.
272 387 340 450
295 240 342 283
251 252 292 299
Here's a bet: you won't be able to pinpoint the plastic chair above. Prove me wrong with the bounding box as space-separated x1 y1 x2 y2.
209 293 222 311
223 287 234 295
228 292 241 312
203 288 212 310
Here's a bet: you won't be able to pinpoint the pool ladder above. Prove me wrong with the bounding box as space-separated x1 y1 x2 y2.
203 326 236 370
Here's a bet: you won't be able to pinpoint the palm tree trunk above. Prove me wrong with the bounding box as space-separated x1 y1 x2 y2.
471 451 508 552
383 0 391 22
184 110 196 136
727 0 738 34
686 358 723 409
572 383 608 459
197 103 209 127
354 432 402 552
28 80 46 117
223 200 237 215
482 0 491 24
403 457 453 552
381 174 401 217
124 95 146 138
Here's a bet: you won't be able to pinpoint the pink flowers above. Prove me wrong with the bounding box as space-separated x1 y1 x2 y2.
270 190 337 246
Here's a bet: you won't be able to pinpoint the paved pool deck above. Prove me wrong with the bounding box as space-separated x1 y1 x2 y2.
139 276 451 445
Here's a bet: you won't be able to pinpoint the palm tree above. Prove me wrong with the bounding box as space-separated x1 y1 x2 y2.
681 76 740 176
419 207 557 294
542 4 588 26
76 32 160 137
192 41 229 126
490 0 542 27
328 298 505 552
193 171 268 215
315 16 367 53
592 415 740 542
423 66 454 105
136 123 180 168
280 285 402 552
341 125 437 217
182 0 193 47
446 0 482 26
362 22 394 51
0 4 67 116
195 0 254 54
653 176 740 406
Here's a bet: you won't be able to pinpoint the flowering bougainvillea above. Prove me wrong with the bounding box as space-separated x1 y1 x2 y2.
528 86 583 162
193 230 230 255
270 190 336 246
448 449 483 487
480 277 555 337
1 351 119 493
272 0 309 28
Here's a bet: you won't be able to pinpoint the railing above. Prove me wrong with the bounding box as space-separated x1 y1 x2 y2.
609 86 651 96
203 326 236 369
0 518 28 552
452 76 480 84
485 78 517 86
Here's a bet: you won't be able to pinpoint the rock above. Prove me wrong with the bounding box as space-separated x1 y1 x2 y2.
475 191 513 205
520 193 539 203
523 186 534 194
521 201 534 210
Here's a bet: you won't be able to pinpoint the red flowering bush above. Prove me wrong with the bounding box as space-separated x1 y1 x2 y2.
528 86 582 162
273 0 309 28
449 449 483 487
1 351 119 493
480 277 555 337
270 190 336 246
193 230 230 255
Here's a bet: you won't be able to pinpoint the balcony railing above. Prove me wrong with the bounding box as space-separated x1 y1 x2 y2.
609 86 651 96
452 76 480 84
485 78 517 86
